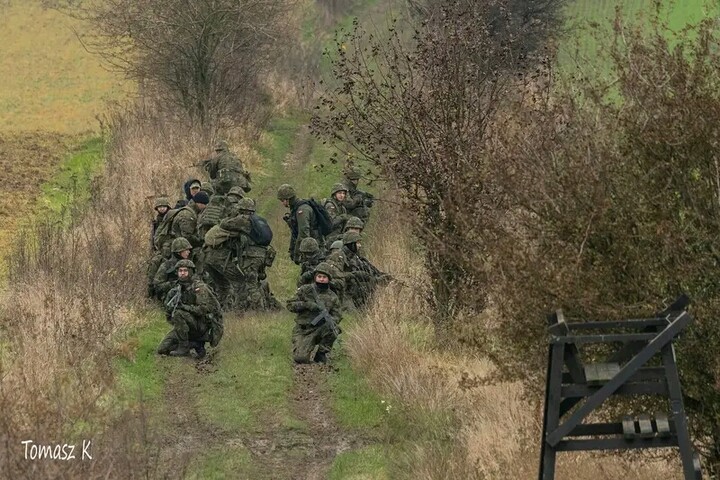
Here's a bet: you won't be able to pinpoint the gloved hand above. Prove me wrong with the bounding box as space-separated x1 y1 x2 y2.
305 302 323 312
179 304 201 315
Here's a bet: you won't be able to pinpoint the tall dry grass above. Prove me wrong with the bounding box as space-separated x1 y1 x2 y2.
348 204 683 479
0 104 253 477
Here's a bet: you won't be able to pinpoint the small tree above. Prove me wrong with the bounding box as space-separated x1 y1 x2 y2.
62 0 289 129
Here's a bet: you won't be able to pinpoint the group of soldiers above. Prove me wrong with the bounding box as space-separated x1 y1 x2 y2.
146 140 391 363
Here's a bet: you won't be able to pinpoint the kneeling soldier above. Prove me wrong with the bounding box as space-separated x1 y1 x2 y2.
157 260 223 357
286 262 342 364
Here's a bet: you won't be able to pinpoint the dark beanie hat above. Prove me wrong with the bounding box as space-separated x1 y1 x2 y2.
193 191 210 205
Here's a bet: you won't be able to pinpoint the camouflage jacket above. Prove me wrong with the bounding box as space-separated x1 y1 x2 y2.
286 283 343 326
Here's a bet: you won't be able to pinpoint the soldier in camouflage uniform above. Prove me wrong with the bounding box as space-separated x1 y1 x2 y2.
203 140 252 195
277 184 324 264
157 260 223 357
324 183 349 247
233 198 269 310
342 167 374 223
202 212 250 310
147 196 171 298
154 192 209 253
153 237 194 301
286 262 343 364
341 231 391 310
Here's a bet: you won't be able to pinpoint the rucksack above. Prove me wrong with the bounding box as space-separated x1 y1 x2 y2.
153 207 185 249
249 214 273 247
296 199 333 236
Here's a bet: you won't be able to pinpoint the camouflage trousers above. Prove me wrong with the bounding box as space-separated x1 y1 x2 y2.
157 310 209 354
204 248 244 310
291 321 337 364
238 256 266 310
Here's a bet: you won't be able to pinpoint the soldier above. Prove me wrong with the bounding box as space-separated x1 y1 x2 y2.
154 191 209 252
202 215 249 310
342 166 374 223
277 184 324 264
341 231 391 310
203 140 252 195
297 238 326 287
157 260 223 358
233 198 269 310
147 196 171 298
324 183 349 246
343 216 364 235
286 262 343 364
225 186 245 214
153 237 193 301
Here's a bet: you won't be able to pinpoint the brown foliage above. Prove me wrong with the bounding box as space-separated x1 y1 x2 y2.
314 2 720 472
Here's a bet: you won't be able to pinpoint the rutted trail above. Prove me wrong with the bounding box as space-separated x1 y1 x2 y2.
150 120 371 479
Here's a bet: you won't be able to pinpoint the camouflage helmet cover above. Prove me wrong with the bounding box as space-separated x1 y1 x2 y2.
342 231 362 245
214 140 228 151
237 197 256 212
331 183 348 196
171 237 192 253
200 183 215 196
154 196 171 209
227 186 245 199
174 259 196 271
299 237 320 254
330 240 343 250
344 166 362 180
313 262 333 278
277 184 296 200
344 216 364 230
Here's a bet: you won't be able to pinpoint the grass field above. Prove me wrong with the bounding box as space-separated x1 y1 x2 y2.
0 0 127 134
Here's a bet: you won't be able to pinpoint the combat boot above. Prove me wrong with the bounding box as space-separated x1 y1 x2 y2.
170 341 191 357
192 341 206 359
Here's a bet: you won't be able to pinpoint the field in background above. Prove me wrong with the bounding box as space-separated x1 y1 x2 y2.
0 0 127 134
562 0 715 74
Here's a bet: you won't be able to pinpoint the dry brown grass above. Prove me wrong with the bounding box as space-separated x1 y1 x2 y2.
0 104 251 477
346 204 684 479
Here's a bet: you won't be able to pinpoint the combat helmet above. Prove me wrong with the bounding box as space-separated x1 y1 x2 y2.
171 237 192 253
277 184 296 201
299 237 320 254
227 186 245 200
174 259 196 271
214 140 228 152
342 231 362 245
344 166 362 181
330 240 343 250
344 216 364 231
313 262 333 278
237 198 256 213
331 183 348 196
200 183 215 196
154 196 171 210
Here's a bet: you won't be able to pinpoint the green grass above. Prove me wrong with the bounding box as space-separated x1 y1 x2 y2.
38 136 105 222
329 445 389 480
561 0 717 76
113 311 168 405
186 445 257 480
193 312 300 432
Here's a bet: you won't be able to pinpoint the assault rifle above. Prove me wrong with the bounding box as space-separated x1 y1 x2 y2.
309 290 340 337
165 285 183 319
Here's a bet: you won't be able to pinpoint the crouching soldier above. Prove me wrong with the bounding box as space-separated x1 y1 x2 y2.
157 260 223 357
286 263 342 364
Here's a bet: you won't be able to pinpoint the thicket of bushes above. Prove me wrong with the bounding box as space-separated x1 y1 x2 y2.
313 0 720 471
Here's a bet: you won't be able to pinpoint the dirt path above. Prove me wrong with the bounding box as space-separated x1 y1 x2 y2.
151 123 369 479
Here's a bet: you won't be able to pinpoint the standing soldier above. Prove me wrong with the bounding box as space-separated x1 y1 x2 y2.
342 166 374 223
157 260 223 357
286 263 343 364
203 140 252 195
233 198 269 310
324 183 349 247
277 184 324 264
202 214 250 310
